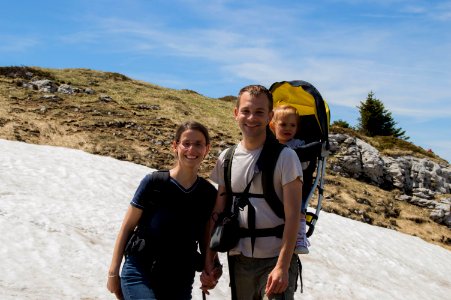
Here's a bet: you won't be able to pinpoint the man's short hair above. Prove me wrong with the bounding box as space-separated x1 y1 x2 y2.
237 85 273 111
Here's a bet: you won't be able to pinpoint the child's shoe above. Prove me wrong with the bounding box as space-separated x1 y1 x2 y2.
294 235 310 254
294 219 310 254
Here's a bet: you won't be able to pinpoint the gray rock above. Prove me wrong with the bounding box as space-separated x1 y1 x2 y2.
40 94 61 101
412 188 435 199
395 194 411 202
99 95 113 102
356 139 384 184
84 88 95 94
330 133 450 194
408 196 437 208
31 80 58 93
430 198 451 227
57 84 74 94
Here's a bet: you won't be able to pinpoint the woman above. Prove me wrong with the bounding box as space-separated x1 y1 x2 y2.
107 121 217 300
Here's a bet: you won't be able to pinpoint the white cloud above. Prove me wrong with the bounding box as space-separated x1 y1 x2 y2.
2 0 449 158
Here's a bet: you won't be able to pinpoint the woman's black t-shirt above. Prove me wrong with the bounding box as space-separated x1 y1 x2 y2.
129 171 216 285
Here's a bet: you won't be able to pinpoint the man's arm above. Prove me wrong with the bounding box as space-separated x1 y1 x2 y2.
265 177 302 295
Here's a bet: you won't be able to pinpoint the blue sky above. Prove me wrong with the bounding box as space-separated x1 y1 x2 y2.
1 0 450 162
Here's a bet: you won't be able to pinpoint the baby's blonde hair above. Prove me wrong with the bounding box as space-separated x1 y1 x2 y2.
271 105 299 124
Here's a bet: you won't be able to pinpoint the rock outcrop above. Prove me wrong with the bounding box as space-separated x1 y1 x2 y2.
329 133 451 227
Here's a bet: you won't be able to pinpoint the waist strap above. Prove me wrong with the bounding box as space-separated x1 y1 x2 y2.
239 224 284 239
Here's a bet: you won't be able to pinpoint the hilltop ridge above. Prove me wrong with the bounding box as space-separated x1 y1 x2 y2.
0 66 449 250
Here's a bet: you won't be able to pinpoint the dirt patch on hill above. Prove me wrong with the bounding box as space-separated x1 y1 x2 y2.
1 66 449 251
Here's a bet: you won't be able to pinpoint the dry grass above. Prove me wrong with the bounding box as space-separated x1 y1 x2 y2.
0 66 239 173
1 66 449 251
316 175 451 250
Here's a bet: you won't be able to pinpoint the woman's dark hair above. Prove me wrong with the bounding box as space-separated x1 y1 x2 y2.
174 121 210 145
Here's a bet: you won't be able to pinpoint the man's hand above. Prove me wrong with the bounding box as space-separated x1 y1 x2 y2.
265 266 289 296
200 263 223 295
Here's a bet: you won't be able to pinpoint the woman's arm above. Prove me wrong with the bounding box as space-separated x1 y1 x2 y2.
200 184 227 293
107 205 143 298
204 185 227 270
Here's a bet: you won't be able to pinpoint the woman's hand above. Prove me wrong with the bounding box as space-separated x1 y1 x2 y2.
200 261 223 294
107 206 142 299
107 275 123 299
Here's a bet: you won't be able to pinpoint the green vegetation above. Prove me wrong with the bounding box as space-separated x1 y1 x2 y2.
0 66 55 80
217 95 237 102
331 119 351 129
1 66 449 250
357 91 408 140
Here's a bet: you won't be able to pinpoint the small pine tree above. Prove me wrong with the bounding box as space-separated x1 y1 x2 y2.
357 91 408 140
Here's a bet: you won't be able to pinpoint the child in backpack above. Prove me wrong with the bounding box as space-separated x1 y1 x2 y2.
270 105 310 254
203 85 302 299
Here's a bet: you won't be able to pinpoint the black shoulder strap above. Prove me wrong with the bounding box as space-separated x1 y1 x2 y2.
224 132 286 220
224 137 286 251
223 145 237 213
151 170 170 185
146 170 171 206
257 131 286 219
136 170 170 229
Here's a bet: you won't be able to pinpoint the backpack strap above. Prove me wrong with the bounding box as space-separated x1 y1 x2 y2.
297 256 303 293
223 133 287 255
225 132 286 216
257 131 286 219
125 170 170 256
144 170 171 207
151 170 170 187
223 145 237 214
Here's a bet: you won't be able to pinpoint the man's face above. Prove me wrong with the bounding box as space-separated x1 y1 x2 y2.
234 92 273 139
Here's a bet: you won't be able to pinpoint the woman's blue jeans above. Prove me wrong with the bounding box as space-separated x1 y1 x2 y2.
121 255 158 300
120 255 193 300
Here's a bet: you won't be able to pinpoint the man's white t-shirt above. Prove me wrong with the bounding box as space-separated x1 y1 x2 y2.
210 141 303 258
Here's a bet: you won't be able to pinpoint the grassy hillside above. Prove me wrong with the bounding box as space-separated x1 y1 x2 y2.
1 66 449 250
0 66 240 175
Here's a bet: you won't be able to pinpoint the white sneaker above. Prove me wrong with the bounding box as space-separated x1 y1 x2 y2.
294 237 310 254
294 240 310 254
294 219 310 255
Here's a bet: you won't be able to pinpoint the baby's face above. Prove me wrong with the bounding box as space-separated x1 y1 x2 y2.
275 114 298 143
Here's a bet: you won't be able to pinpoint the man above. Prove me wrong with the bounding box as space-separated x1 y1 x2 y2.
202 85 303 299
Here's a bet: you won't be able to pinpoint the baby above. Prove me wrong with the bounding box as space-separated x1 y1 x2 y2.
270 105 310 254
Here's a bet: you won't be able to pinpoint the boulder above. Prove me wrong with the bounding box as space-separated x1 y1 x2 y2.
31 80 58 93
430 198 451 227
329 133 451 195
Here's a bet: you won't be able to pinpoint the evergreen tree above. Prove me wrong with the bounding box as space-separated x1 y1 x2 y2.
357 91 408 140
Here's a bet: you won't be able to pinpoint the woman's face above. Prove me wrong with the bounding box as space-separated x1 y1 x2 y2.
173 129 210 169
